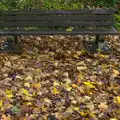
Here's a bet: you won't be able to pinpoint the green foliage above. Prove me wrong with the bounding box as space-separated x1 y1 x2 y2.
0 0 119 10
93 0 118 7
0 0 119 29
115 14 120 30
0 0 19 10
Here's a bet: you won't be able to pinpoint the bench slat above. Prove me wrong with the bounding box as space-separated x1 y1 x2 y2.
0 9 114 15
0 28 117 35
0 15 114 21
0 21 113 27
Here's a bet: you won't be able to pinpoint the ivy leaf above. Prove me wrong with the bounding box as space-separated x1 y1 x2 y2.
11 106 20 114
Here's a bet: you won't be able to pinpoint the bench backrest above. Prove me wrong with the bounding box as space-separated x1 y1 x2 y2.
0 9 114 29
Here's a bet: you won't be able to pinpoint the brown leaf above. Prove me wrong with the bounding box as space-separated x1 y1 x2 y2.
32 83 41 90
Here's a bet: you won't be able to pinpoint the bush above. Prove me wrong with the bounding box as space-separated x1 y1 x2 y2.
0 0 119 29
0 0 119 10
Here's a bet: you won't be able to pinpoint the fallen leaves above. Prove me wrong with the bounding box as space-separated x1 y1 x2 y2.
24 82 30 88
0 100 3 108
84 82 95 88
109 118 118 120
116 96 120 104
98 102 108 112
32 83 41 90
1 114 11 120
21 88 29 96
64 85 72 92
77 66 87 71
71 84 77 88
113 69 119 75
4 61 11 67
52 87 60 95
6 90 13 99
25 76 33 81
0 35 120 119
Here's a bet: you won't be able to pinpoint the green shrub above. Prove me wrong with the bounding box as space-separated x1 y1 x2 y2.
0 0 119 30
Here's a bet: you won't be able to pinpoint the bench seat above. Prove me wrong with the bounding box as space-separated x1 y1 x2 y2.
0 28 118 35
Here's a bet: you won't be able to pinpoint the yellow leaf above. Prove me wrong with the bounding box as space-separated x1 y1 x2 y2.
15 75 22 79
41 105 47 112
0 100 3 108
24 82 30 87
73 107 79 111
66 27 73 32
116 96 120 104
113 69 119 75
99 54 105 58
24 96 33 101
6 90 13 98
84 82 95 88
81 49 86 55
65 85 72 91
60 116 68 120
71 84 77 88
36 68 42 73
77 66 87 71
25 102 32 106
109 118 117 120
73 54 79 59
52 88 60 94
25 76 32 81
89 112 95 117
99 54 109 58
44 98 52 104
32 83 41 90
53 81 60 86
21 89 29 96
79 111 88 116
78 73 84 80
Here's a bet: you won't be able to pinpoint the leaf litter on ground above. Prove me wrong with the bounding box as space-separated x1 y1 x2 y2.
0 35 119 119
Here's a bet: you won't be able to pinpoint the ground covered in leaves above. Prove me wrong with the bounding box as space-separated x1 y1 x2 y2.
0 35 120 120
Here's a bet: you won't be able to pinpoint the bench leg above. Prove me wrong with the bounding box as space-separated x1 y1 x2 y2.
0 36 22 54
84 35 111 53
84 35 99 53
96 35 111 53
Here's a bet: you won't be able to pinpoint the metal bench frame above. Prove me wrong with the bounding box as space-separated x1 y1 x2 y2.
0 9 118 53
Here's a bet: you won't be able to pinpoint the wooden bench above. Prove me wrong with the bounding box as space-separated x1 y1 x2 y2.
0 9 118 53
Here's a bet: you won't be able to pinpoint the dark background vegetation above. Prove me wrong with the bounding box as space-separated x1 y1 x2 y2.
0 0 120 30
